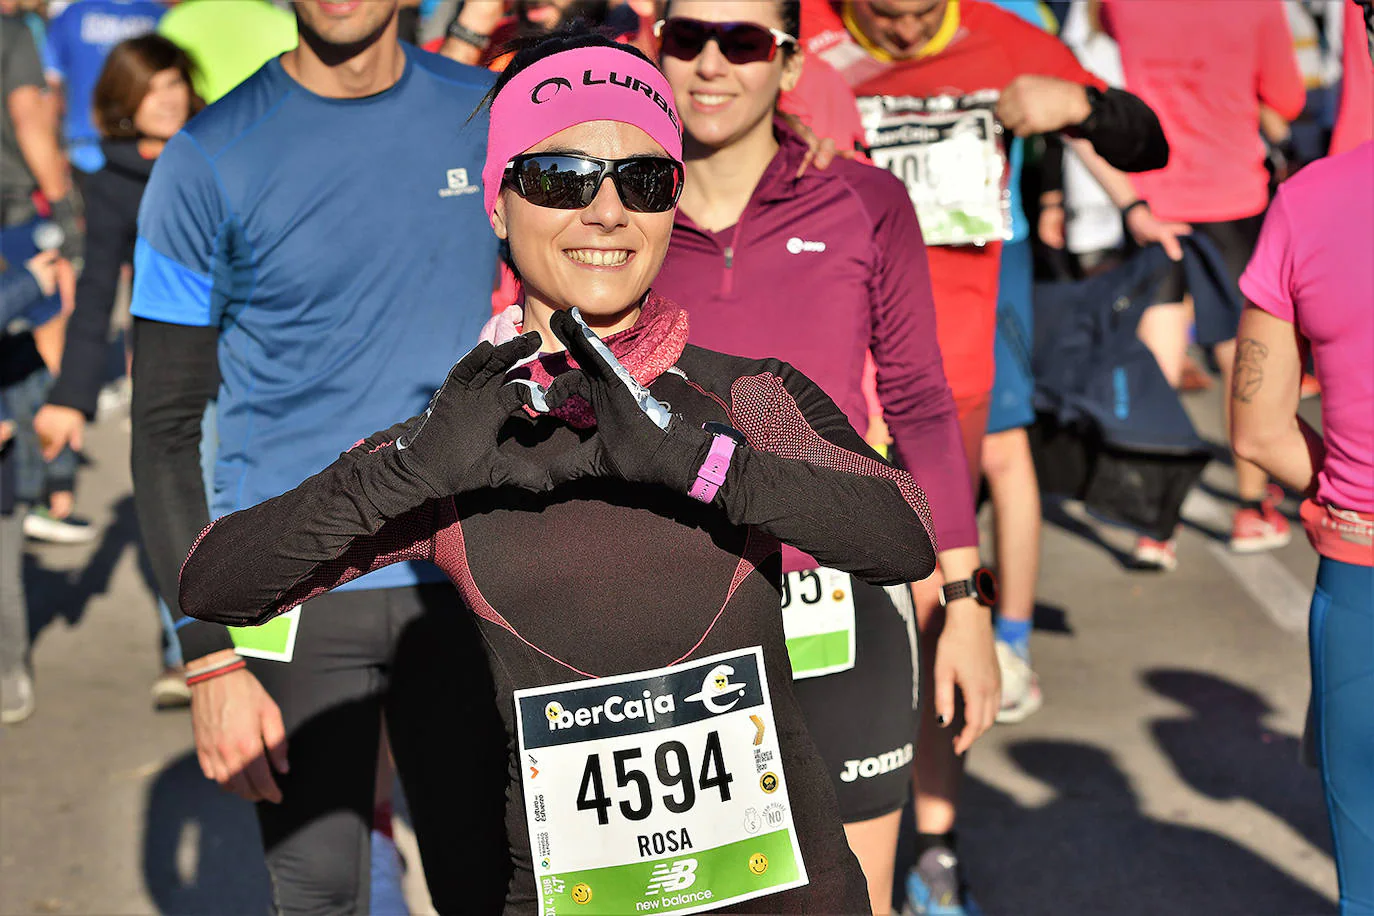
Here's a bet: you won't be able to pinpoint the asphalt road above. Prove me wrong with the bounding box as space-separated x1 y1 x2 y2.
0 382 1336 916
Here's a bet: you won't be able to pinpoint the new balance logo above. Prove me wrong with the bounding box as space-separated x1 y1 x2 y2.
645 859 698 895
786 237 826 254
439 168 480 198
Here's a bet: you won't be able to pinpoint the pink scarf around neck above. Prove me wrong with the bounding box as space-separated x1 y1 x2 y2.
479 292 691 429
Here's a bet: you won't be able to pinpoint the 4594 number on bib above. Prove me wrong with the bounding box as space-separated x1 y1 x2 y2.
514 647 807 915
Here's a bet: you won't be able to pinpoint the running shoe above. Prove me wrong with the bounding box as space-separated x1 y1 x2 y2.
1 669 35 725
23 507 97 545
151 667 191 710
995 640 1043 724
902 848 983 916
1131 535 1178 571
96 376 132 421
1231 485 1292 553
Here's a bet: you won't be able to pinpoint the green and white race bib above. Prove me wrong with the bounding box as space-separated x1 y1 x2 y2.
860 91 1010 247
514 647 807 915
228 605 301 662
781 568 856 680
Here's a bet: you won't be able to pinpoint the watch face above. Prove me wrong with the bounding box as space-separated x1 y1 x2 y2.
702 421 747 446
973 568 999 606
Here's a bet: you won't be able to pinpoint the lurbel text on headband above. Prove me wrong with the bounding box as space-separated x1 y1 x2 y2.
482 46 684 218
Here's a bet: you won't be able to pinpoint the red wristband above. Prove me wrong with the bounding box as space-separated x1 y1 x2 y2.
185 658 247 687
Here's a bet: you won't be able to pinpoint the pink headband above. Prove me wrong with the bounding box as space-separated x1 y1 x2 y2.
482 46 683 217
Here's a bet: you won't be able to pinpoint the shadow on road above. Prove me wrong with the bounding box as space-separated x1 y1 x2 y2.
142 751 272 915
24 495 160 645
1041 494 1136 569
1145 668 1331 857
895 737 1334 915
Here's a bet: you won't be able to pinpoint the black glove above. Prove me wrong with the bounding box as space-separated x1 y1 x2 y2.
543 309 712 492
48 195 84 264
381 331 552 499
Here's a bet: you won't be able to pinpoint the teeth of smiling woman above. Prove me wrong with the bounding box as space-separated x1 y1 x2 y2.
693 93 731 105
566 249 630 267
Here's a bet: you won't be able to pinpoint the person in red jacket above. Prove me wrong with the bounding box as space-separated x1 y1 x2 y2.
801 2 1168 912
1100 0 1305 563
653 3 996 910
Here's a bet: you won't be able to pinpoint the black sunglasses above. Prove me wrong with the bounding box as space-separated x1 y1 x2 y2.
654 17 798 65
502 154 685 213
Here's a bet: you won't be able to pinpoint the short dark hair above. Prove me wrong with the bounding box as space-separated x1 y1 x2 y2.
660 0 802 53
93 34 202 140
482 22 656 114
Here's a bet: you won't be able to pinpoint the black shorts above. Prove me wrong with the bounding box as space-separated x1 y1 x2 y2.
791 578 919 823
1153 211 1266 308
246 582 510 914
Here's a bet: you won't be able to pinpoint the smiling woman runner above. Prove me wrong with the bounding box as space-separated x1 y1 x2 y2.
650 3 993 912
178 28 935 916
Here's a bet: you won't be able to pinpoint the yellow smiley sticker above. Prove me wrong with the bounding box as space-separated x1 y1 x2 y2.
713 673 727 689
571 883 592 905
545 702 563 722
748 853 769 875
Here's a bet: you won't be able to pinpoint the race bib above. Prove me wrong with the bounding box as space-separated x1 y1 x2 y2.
515 647 808 915
228 605 301 662
781 568 856 680
860 91 1010 247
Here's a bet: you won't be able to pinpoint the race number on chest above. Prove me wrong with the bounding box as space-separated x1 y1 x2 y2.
514 647 807 915
859 90 1011 247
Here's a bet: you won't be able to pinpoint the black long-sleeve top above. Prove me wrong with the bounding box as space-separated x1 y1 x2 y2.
130 317 225 659
48 141 155 418
1068 86 1169 173
180 330 935 914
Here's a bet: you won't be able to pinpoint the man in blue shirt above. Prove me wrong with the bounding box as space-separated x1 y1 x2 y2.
125 2 505 910
43 0 165 175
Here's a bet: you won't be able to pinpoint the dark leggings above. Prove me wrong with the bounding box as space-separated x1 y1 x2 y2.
248 582 509 915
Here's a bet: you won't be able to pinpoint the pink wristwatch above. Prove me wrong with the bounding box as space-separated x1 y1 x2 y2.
688 423 746 503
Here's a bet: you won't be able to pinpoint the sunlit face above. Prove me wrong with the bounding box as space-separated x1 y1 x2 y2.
849 0 949 60
293 0 398 46
492 120 677 324
133 68 191 141
660 0 802 152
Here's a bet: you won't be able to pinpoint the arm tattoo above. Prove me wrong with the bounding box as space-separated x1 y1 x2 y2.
1232 337 1269 404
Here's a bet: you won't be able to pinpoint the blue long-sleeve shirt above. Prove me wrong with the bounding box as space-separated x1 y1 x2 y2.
130 45 499 595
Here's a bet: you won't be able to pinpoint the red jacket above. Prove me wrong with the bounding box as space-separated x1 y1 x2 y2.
656 129 977 556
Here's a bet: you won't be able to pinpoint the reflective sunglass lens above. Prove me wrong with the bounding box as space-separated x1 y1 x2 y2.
616 160 682 212
518 157 600 208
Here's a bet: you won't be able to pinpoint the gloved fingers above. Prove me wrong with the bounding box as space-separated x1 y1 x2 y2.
447 341 496 388
502 378 550 413
547 434 609 486
543 370 591 411
469 331 544 390
549 309 615 385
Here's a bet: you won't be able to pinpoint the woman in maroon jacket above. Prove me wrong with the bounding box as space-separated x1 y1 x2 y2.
180 28 937 916
652 1 999 911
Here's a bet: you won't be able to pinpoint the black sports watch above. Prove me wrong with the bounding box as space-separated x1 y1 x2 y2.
938 567 998 608
702 421 748 446
446 17 491 51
